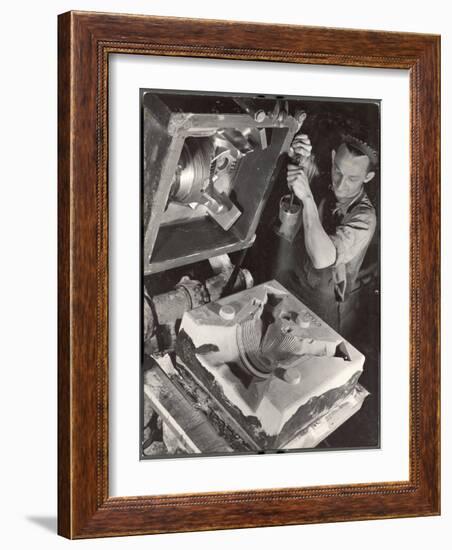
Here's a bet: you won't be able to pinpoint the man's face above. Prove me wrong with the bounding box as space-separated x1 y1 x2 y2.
331 144 375 201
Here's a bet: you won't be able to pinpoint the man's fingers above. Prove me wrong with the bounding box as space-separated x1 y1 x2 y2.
291 148 312 159
293 133 309 142
287 168 309 179
287 166 306 174
290 134 312 159
288 169 306 176
287 173 304 181
292 141 311 149
287 174 308 185
292 135 311 145
292 143 312 153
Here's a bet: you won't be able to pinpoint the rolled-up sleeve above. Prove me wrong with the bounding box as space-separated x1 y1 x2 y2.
329 203 377 267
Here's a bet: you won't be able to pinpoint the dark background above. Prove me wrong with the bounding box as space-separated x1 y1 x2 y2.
144 95 381 450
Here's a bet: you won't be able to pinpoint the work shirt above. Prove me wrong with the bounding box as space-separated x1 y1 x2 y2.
282 187 376 329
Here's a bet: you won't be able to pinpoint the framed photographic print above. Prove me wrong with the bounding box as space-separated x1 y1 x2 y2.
58 11 440 538
140 89 381 458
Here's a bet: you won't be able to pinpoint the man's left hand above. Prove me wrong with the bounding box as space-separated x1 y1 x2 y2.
287 164 313 202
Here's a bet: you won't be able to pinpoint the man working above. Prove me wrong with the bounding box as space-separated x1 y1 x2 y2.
283 133 378 331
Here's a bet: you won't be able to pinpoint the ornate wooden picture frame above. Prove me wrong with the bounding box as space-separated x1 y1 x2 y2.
58 11 440 538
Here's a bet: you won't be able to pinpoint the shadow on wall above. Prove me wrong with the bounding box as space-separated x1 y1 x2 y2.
25 516 57 534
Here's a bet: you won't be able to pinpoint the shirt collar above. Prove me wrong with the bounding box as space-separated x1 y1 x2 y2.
332 187 365 217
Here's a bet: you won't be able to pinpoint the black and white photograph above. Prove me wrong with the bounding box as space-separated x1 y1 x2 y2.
141 89 380 458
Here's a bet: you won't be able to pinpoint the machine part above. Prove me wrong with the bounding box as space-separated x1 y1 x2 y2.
236 319 270 379
143 363 232 454
236 310 338 381
219 305 236 321
271 100 281 122
296 313 311 329
275 194 303 243
208 254 233 274
275 148 319 243
233 97 267 123
176 281 367 444
142 91 300 275
144 268 254 354
169 137 241 231
143 287 155 341
274 110 319 242
220 247 250 298
148 276 210 329
198 188 241 231
170 138 213 203
147 285 194 330
283 368 302 385
189 285 342 383
176 276 211 310
229 286 268 325
205 267 253 303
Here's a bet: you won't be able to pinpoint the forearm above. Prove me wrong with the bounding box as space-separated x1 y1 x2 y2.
301 196 336 269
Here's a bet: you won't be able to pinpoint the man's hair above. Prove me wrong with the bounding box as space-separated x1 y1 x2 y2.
341 134 378 171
